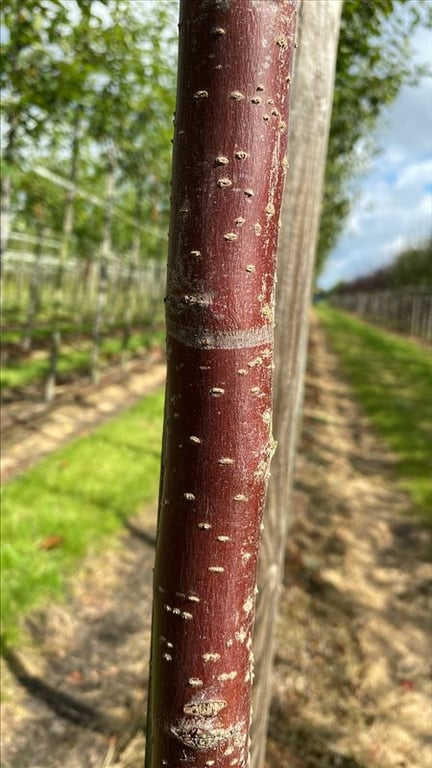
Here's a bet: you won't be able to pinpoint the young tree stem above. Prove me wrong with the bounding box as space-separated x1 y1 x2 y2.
146 3 297 766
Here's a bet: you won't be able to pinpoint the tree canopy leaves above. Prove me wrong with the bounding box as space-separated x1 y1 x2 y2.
1 0 178 261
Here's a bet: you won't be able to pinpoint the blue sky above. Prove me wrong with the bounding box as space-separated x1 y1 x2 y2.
318 25 432 290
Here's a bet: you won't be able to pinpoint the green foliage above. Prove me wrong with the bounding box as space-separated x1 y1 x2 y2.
1 0 178 262
1 387 164 641
387 237 432 287
1 328 164 390
331 236 432 293
318 306 432 521
316 0 432 273
1 0 69 158
15 168 65 232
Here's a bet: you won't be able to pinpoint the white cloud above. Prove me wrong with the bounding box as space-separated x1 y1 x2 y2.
378 235 412 259
319 24 432 291
395 159 432 191
417 192 432 220
319 175 431 289
345 210 361 234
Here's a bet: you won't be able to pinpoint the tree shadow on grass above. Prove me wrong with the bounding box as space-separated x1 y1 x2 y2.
1 524 155 767
124 516 157 547
267 702 367 768
2 641 121 736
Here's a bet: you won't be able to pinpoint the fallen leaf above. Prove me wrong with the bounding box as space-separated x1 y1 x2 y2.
401 679 414 691
66 669 83 684
39 535 64 550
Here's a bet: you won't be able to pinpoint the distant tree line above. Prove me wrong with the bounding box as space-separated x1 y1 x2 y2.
1 0 178 395
329 238 432 341
329 237 432 294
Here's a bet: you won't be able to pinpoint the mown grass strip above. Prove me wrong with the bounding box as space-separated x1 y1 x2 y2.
1 387 164 642
318 305 432 521
0 328 164 390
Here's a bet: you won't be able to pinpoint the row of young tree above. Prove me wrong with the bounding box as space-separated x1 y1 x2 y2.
3 241 165 357
1 1 431 766
1 0 178 394
1 0 177 265
332 286 432 339
144 2 431 768
2 0 428 397
331 236 432 294
329 237 432 340
2 0 429 278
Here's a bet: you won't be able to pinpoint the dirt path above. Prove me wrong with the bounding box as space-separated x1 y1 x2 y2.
2 319 431 767
267 319 432 768
1 351 166 482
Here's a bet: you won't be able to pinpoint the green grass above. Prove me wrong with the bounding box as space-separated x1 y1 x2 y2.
318 306 432 521
1 322 81 345
1 346 90 390
1 388 164 642
0 328 164 390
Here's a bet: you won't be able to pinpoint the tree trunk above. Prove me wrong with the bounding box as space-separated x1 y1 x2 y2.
119 253 135 368
44 114 83 401
121 183 143 368
0 172 12 275
89 149 116 384
250 3 342 766
60 108 82 268
22 222 44 351
0 0 21 275
1 113 18 277
145 2 297 767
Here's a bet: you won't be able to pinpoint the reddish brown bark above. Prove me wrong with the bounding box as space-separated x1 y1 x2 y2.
146 2 297 767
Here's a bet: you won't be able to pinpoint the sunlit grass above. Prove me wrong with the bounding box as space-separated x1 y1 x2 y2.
0 328 164 390
318 306 432 521
1 388 164 642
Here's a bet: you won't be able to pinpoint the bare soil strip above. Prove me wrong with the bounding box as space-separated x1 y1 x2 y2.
1 319 431 767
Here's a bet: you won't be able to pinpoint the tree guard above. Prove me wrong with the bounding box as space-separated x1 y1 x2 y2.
251 2 343 765
146 2 297 766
